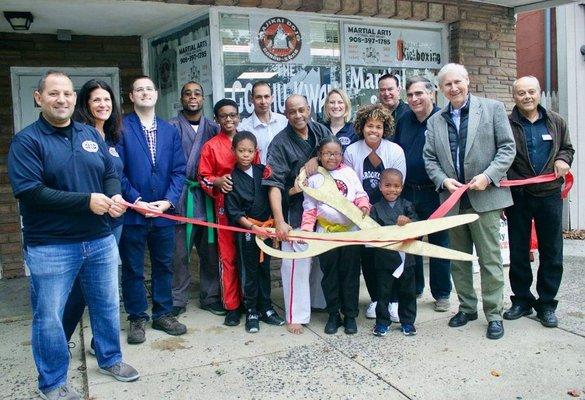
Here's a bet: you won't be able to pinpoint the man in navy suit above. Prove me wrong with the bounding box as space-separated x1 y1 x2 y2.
117 76 187 344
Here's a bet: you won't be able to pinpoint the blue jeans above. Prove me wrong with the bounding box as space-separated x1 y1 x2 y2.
402 185 452 300
62 225 122 343
120 224 175 320
25 235 122 392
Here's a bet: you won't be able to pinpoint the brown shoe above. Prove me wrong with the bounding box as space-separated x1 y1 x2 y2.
434 298 450 312
127 319 146 344
152 315 187 336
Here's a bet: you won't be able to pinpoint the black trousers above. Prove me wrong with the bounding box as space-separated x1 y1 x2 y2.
235 232 272 313
319 245 360 317
374 248 417 326
362 246 399 303
506 190 564 312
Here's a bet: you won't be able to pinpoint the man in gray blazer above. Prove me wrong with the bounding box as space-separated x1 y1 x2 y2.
423 63 516 340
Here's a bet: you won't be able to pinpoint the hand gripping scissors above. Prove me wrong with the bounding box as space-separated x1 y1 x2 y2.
256 167 478 261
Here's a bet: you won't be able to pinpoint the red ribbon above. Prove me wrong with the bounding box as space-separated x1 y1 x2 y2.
428 172 573 220
121 172 573 244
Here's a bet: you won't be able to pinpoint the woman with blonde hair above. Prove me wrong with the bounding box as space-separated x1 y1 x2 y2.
323 88 358 152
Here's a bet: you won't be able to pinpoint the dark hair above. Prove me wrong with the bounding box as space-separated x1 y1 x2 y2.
130 75 157 91
353 104 394 139
232 130 257 150
405 76 435 92
37 70 71 93
378 73 400 88
317 136 342 154
213 98 239 117
380 168 403 182
73 79 122 144
180 81 203 96
251 81 272 97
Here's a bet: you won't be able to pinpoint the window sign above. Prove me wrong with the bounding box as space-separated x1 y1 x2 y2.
249 15 311 65
220 13 340 119
177 36 211 94
148 16 213 120
344 24 442 69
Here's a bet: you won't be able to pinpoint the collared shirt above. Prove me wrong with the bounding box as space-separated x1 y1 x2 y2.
239 111 288 164
324 121 358 152
141 118 157 164
450 97 469 132
394 106 441 186
8 116 118 245
520 111 551 174
448 96 470 177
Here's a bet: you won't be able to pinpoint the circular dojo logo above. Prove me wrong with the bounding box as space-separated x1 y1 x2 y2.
82 140 99 153
109 147 120 158
258 17 302 62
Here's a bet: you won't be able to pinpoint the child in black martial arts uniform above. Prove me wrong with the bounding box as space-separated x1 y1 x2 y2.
225 131 285 333
370 168 419 337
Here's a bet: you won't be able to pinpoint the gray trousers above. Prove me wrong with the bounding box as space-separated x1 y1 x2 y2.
172 224 221 307
449 208 504 322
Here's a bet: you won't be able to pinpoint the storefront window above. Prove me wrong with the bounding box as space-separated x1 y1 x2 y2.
219 12 341 119
343 23 443 111
148 15 213 120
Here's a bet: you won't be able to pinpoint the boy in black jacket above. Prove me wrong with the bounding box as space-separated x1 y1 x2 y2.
370 168 418 336
225 131 285 333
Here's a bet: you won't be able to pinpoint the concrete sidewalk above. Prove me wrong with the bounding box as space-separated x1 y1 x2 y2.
1 240 584 399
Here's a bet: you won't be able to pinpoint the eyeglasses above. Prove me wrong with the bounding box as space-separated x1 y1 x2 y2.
218 113 239 121
320 151 342 158
133 86 155 93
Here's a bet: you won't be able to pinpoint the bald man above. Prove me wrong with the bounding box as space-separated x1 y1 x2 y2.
504 76 573 328
263 94 332 334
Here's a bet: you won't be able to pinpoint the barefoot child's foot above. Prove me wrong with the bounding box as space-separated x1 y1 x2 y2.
286 323 303 334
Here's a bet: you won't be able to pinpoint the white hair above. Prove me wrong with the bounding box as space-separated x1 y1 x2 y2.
513 76 541 93
437 63 469 86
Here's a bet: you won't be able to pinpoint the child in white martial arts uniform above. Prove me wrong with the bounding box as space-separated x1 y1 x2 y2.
301 136 370 334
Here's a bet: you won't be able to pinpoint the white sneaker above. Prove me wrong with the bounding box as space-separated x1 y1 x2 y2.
365 302 377 319
389 302 400 323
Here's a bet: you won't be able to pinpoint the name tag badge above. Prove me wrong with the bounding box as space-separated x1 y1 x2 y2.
542 134 553 141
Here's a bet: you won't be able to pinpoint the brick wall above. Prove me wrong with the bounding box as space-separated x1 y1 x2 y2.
1 0 517 277
159 0 517 105
0 33 142 278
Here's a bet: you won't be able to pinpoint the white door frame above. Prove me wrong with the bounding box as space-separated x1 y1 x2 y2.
7 66 120 278
10 66 120 133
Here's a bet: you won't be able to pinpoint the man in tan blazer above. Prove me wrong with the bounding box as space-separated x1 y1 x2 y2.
423 63 516 340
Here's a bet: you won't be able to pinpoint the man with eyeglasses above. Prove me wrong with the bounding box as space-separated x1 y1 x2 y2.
117 75 187 344
168 81 224 318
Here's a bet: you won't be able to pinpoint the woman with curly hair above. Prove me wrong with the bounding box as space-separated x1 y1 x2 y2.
343 103 406 323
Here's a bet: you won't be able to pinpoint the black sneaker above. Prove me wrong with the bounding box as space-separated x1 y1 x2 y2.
344 316 357 335
324 313 343 334
201 302 227 316
152 315 187 336
127 319 147 344
260 309 285 326
171 306 186 317
245 311 260 333
224 310 241 326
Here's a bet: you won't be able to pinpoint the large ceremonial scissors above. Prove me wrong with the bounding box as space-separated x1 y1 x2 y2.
256 167 478 261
